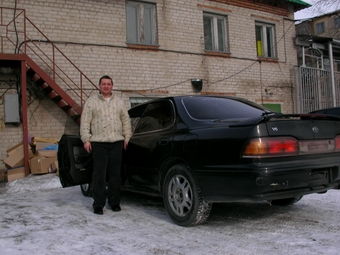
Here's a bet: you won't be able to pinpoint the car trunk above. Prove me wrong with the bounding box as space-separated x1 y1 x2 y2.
265 118 340 140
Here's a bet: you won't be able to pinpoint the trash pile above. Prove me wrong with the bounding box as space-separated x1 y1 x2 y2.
2 137 59 182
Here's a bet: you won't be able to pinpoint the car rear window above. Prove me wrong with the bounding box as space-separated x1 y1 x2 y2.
325 108 340 116
311 107 340 116
182 96 269 120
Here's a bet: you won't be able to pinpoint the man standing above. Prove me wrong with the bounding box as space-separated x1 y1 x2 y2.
80 75 132 215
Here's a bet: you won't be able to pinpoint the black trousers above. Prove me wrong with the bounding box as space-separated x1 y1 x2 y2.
91 141 123 209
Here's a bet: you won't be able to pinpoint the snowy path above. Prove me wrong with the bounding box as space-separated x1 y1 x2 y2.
1 174 340 255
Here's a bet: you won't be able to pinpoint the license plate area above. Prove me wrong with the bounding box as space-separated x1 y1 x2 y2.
309 168 330 186
300 140 335 154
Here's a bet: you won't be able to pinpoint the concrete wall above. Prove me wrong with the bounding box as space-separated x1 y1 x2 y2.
0 0 298 166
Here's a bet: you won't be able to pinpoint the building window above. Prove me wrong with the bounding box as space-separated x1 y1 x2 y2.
316 22 325 34
126 1 157 45
255 22 275 58
203 13 228 52
335 17 340 29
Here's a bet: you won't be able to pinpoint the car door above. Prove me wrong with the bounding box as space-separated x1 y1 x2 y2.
58 134 93 188
126 99 175 192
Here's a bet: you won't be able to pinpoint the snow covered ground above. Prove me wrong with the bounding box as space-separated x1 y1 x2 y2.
1 173 340 255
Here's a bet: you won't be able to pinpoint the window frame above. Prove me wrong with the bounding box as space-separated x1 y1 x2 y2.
255 22 276 58
334 17 340 29
203 12 229 53
126 1 157 45
316 22 325 34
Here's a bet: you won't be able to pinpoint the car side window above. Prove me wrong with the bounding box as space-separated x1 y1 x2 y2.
133 100 174 134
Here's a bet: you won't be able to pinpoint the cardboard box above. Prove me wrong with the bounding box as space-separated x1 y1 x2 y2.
35 142 58 150
37 150 57 158
30 156 58 174
4 143 32 168
7 142 23 155
32 142 58 158
7 167 26 182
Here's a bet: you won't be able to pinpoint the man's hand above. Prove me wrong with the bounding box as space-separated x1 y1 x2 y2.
83 141 92 153
124 141 128 150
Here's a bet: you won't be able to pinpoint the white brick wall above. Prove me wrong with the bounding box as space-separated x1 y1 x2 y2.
0 0 299 164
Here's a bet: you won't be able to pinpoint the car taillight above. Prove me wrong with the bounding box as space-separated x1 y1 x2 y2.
243 136 340 158
242 137 299 158
336 136 340 151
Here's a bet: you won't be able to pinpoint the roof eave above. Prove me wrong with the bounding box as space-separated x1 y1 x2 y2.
286 0 312 12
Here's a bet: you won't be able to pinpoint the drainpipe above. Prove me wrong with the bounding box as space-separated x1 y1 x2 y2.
302 46 305 67
328 42 336 107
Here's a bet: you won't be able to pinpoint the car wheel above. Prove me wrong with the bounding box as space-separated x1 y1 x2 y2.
270 196 303 206
80 183 92 197
163 164 212 227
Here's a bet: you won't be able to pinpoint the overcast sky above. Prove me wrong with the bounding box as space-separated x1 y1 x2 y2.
294 0 340 20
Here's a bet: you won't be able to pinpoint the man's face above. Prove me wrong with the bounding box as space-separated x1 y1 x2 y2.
99 78 113 97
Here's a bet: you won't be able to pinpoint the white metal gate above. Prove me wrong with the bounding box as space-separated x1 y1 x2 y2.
294 66 340 113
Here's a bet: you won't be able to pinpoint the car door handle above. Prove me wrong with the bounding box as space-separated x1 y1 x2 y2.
157 138 169 145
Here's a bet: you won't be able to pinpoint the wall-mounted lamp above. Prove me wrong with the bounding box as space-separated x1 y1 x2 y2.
265 88 274 96
191 79 202 92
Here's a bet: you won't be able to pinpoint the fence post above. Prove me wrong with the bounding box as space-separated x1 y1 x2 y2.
328 42 336 107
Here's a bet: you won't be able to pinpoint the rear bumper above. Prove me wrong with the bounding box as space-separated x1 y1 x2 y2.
194 157 340 202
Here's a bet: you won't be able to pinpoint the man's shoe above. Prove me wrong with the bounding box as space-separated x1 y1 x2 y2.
94 208 103 215
111 205 121 212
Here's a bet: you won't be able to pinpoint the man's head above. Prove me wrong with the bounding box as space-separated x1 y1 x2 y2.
98 75 113 98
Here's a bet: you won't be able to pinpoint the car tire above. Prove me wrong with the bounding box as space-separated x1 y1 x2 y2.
80 183 92 197
270 196 303 206
163 164 212 227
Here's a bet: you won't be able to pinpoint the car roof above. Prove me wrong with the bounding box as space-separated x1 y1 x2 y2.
128 95 273 124
129 95 265 109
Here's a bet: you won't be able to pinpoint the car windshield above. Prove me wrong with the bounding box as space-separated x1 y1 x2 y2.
182 96 270 120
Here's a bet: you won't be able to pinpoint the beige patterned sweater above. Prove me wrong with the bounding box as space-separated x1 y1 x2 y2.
80 93 132 143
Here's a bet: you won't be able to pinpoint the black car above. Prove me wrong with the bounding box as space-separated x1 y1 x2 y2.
310 106 340 117
58 95 340 226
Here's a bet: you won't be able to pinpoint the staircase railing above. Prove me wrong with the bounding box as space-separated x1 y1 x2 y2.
0 6 97 107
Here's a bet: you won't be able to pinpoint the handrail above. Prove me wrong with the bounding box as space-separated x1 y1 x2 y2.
0 6 98 107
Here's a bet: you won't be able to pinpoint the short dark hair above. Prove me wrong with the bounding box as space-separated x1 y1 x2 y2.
99 75 113 85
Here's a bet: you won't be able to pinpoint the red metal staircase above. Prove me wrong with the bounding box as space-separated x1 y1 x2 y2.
0 6 97 125
25 56 83 124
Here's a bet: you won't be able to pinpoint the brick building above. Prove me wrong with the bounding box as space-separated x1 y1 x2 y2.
0 0 309 170
296 9 340 39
